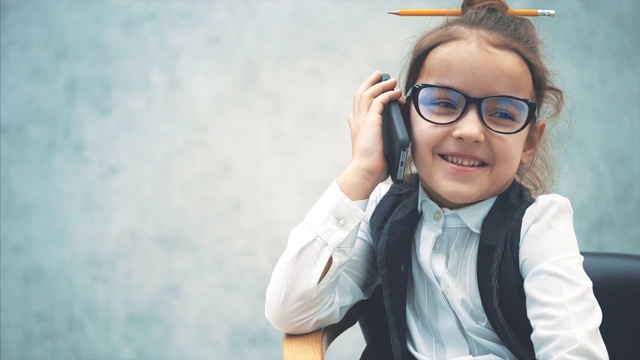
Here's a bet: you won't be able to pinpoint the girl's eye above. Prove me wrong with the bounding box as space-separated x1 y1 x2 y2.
427 99 458 111
417 87 465 119
488 110 516 121
483 99 527 124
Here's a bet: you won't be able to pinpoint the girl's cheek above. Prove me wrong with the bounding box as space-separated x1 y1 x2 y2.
409 114 426 139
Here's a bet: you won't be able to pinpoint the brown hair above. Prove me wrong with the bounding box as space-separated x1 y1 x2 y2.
402 0 564 195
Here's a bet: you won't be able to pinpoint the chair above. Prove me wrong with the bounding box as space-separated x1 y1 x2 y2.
282 252 640 360
282 302 361 359
582 252 640 359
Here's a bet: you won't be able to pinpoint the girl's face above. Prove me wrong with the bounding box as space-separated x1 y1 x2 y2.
410 38 546 209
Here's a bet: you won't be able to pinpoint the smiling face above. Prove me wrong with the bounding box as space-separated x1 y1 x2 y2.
410 38 546 209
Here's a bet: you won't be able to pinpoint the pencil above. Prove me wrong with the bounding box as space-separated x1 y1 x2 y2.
388 9 555 17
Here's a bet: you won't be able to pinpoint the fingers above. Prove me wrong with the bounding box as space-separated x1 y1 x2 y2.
396 95 407 106
353 71 401 117
369 88 403 115
354 71 386 98
343 72 406 190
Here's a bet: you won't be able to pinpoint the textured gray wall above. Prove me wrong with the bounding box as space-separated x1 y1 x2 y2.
1 1 638 359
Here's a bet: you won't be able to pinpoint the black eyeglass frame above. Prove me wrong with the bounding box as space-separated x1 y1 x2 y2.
406 84 538 135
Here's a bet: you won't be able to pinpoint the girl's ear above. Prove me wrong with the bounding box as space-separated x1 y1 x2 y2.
521 120 546 165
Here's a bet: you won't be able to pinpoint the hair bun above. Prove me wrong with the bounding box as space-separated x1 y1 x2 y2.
460 0 509 15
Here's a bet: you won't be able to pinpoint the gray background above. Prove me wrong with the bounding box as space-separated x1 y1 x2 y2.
1 0 638 359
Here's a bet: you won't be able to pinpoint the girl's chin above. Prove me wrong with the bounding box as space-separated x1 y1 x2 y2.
434 195 483 210
420 178 494 209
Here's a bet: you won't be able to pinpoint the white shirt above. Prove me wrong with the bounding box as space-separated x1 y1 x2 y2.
265 181 608 359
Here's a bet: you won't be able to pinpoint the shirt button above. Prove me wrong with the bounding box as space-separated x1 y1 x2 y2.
434 241 441 250
433 211 443 221
337 218 346 227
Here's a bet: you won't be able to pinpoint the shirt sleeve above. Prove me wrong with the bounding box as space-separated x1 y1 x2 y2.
265 181 386 334
519 195 609 359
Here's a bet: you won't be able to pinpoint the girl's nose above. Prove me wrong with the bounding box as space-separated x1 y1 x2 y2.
451 104 486 143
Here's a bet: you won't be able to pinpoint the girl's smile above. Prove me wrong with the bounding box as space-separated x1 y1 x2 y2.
439 153 488 168
410 38 546 210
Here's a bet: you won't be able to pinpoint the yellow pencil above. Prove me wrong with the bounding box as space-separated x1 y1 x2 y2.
388 9 555 17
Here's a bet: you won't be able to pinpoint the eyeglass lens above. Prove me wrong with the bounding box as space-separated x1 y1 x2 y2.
416 86 529 133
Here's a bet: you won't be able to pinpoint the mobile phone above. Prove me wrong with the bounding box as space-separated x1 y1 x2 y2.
380 73 410 184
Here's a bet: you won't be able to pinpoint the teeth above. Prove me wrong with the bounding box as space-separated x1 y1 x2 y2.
444 155 483 167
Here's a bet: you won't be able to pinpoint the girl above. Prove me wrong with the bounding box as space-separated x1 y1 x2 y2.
266 0 608 358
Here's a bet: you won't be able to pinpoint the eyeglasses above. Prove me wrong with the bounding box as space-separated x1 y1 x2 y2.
407 84 537 134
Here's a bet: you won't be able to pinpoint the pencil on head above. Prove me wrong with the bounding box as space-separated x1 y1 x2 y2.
388 9 555 17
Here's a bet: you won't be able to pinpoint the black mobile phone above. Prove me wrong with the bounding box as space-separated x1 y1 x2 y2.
380 74 410 184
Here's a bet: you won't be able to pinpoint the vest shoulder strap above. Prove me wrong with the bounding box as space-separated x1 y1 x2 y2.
369 177 421 360
478 180 535 359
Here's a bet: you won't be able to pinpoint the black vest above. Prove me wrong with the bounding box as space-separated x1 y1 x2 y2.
361 177 536 360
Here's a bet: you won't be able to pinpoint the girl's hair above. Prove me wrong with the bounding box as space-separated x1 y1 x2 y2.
402 0 564 195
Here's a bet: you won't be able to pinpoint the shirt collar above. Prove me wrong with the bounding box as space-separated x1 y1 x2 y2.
418 184 497 233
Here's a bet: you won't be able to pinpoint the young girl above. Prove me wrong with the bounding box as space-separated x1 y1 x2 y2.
266 0 608 358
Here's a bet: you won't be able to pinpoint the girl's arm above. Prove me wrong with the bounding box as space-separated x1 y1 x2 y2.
265 181 389 334
520 195 609 359
266 72 402 334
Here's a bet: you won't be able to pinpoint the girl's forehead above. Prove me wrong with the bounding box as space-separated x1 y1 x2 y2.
419 39 534 99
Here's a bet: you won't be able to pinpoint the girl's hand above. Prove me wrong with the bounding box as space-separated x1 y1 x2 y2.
337 71 404 201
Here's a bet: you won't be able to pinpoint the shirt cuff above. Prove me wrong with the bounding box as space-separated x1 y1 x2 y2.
304 181 367 249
